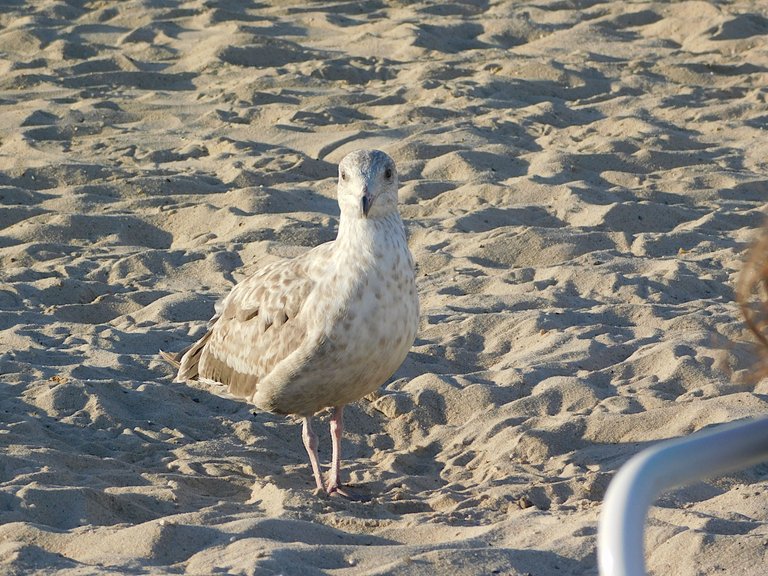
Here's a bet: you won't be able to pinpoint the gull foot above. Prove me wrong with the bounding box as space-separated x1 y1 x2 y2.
326 483 371 501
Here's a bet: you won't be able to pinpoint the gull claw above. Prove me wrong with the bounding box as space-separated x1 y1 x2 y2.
326 483 371 501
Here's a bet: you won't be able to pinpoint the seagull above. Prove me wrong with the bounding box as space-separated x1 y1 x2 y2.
162 149 419 496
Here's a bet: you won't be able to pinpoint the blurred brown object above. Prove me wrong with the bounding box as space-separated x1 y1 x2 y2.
737 227 768 378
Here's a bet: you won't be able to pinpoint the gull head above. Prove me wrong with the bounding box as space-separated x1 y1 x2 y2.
337 149 399 220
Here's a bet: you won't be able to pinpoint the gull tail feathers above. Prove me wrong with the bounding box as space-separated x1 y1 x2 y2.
159 349 182 368
159 330 212 382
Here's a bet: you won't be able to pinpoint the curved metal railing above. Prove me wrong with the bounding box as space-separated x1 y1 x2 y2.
598 416 768 576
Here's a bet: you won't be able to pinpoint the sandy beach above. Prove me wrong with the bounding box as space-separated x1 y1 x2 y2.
1 1 768 574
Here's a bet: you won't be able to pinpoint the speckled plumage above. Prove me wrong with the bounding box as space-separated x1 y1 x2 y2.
166 149 419 495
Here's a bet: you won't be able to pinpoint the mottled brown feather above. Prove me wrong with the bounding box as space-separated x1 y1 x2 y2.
176 243 333 403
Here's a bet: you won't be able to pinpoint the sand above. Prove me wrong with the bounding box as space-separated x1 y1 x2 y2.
1 1 768 574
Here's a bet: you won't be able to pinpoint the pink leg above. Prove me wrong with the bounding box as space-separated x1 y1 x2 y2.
327 406 345 494
301 417 325 492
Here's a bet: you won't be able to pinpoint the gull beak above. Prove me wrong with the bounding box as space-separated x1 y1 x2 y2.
361 188 373 218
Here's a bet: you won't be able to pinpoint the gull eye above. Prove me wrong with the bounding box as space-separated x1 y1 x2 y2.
384 167 392 179
341 170 347 181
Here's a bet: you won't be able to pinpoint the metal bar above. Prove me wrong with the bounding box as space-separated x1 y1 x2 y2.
598 417 768 576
